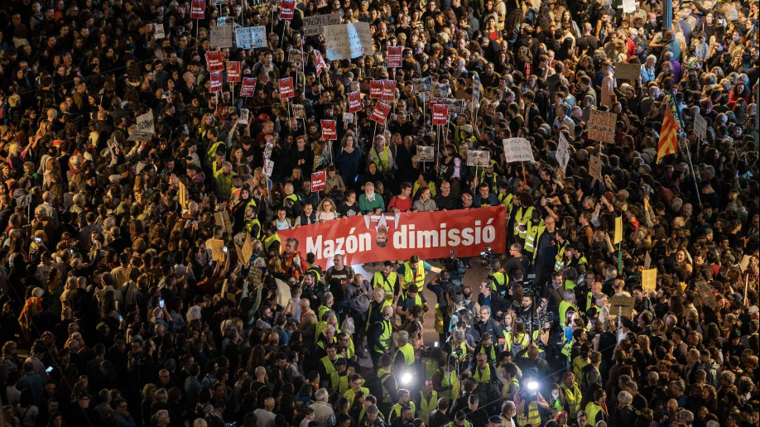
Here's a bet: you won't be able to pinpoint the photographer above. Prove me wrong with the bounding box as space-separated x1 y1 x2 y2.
347 274 372 358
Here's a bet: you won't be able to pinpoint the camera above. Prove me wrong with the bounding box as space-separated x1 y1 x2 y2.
480 246 496 265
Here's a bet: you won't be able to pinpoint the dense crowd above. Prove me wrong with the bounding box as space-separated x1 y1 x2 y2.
0 0 758 427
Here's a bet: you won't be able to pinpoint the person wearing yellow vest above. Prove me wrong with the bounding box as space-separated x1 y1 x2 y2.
416 381 438 425
471 353 499 403
433 357 460 402
282 182 302 220
396 284 427 318
261 223 282 255
446 410 473 427
486 260 508 295
319 343 344 390
560 372 583 419
473 333 498 367
371 305 394 368
387 389 416 424
515 377 548 427
366 288 392 335
558 289 578 329
501 363 520 403
397 255 431 293
393 331 416 370
554 238 570 272
584 389 608 425
243 200 261 240
374 355 398 417
369 135 394 173
510 193 534 244
317 293 335 322
344 374 370 406
523 211 546 256
497 183 514 210
372 261 400 303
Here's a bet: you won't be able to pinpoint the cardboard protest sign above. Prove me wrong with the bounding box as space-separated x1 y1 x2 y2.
348 91 362 112
556 132 570 172
239 77 257 97
432 104 448 125
609 295 635 317
209 71 223 93
214 211 233 234
467 150 490 167
694 114 707 140
178 180 188 209
589 155 603 180
226 61 241 82
191 0 206 18
210 25 233 48
416 146 434 162
205 50 224 72
370 102 391 124
696 281 717 308
313 50 329 76
369 80 383 99
207 239 226 262
387 46 403 68
275 278 292 307
642 268 657 292
235 26 267 49
279 0 295 19
321 120 337 140
154 23 165 39
292 104 305 118
614 216 623 244
311 171 327 191
381 80 396 102
615 63 641 81
644 251 652 269
323 22 372 60
502 138 535 163
303 13 342 36
247 267 263 287
279 77 295 99
588 110 617 144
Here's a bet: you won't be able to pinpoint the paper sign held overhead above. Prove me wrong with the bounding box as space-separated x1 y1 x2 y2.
205 50 224 72
413 77 431 94
279 77 295 99
214 211 233 234
210 25 233 48
235 26 267 49
303 13 342 36
614 216 623 244
227 61 242 83
694 114 707 140
588 110 617 144
321 120 337 140
467 150 490 167
381 80 396 102
370 102 391 124
387 46 403 68
288 48 304 65
239 77 257 97
154 23 165 39
610 295 635 317
416 146 434 162
369 80 383 99
263 159 274 177
615 63 642 81
432 104 448 125
279 0 295 19
311 171 327 192
642 268 657 292
556 132 570 172
292 104 305 118
348 91 362 112
323 22 372 60
240 109 250 124
136 110 156 135
589 155 603 180
191 0 206 19
342 113 353 123
209 71 223 93
502 138 535 163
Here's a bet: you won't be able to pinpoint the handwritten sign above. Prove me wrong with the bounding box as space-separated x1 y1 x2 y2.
502 138 535 163
348 91 362 112
387 46 403 68
205 50 224 72
240 77 257 97
588 110 617 144
416 146 434 162
214 211 233 234
210 25 233 48
694 113 707 140
642 268 657 292
556 132 570 172
311 171 327 191
227 61 241 83
432 104 448 125
696 281 716 308
321 120 337 140
303 13 342 36
589 154 603 180
615 63 641 81
370 102 391 124
324 22 372 60
279 0 295 19
236 26 267 49
609 295 635 318
467 150 490 167
191 0 206 19
279 77 295 99
209 71 223 93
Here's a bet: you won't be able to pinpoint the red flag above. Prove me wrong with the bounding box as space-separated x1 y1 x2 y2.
657 94 680 162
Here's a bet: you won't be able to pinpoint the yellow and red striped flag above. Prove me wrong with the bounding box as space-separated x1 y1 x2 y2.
657 93 681 162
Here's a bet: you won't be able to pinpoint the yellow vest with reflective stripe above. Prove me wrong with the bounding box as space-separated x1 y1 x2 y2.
418 390 438 425
395 343 415 367
400 291 422 308
440 368 460 400
263 233 281 253
559 301 577 328
505 332 530 354
377 368 396 403
374 319 393 353
318 305 332 322
515 400 541 426
524 220 545 253
423 359 439 381
561 383 583 418
373 272 398 301
473 364 492 384
402 262 425 290
554 242 568 271
344 386 369 406
389 401 416 422
585 402 606 424
499 192 514 210
320 355 344 389
504 377 520 401
513 206 534 238
366 300 391 331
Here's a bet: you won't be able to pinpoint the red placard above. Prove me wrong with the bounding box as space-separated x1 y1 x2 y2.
279 206 507 268
387 46 402 68
280 0 295 19
321 120 337 140
205 51 224 72
209 71 223 93
191 0 206 18
369 80 383 99
226 61 241 83
432 104 448 125
314 50 328 77
240 77 257 97
370 102 391 124
279 77 295 99
381 80 396 102
348 91 361 113
311 171 326 192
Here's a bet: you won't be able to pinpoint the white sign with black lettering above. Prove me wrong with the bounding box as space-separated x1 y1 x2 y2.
210 25 233 48
502 138 535 163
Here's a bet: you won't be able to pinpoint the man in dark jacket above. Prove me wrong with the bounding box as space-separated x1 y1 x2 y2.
66 393 102 427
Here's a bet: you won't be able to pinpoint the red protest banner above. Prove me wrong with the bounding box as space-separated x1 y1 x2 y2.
432 104 448 125
240 77 257 97
278 206 507 268
205 51 224 72
348 92 362 113
314 50 328 77
381 80 396 102
279 0 295 19
227 61 241 83
191 0 206 18
311 171 326 192
321 120 337 140
387 46 402 68
279 77 295 99
369 80 383 99
209 71 223 92
370 102 391 124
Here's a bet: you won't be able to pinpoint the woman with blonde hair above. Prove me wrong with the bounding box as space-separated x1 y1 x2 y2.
316 198 339 222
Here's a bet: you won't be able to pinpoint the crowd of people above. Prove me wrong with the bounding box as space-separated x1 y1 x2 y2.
0 0 759 427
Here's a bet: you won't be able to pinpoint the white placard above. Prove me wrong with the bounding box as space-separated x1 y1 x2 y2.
342 113 354 123
240 108 250 124
154 23 165 39
416 146 435 162
467 150 490 167
210 25 233 48
136 110 155 135
694 114 707 140
588 110 617 144
263 159 274 177
236 26 267 49
556 133 570 172
303 13 342 36
502 138 535 163
623 0 637 13
324 22 372 60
